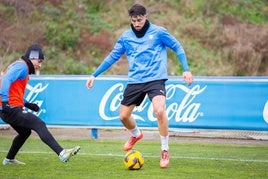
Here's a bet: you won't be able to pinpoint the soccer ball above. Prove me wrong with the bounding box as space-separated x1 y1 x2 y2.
124 150 144 170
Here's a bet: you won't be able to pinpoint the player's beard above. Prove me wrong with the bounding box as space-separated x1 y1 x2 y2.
131 20 150 38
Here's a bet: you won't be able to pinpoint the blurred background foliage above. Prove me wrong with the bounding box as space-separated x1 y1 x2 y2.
0 0 267 76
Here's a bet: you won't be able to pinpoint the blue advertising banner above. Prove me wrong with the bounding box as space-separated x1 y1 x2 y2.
1 75 268 131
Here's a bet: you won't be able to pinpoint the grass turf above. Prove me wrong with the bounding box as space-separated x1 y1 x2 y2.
0 137 267 179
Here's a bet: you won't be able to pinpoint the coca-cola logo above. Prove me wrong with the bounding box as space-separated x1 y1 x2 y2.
23 80 268 127
99 83 206 123
26 83 48 115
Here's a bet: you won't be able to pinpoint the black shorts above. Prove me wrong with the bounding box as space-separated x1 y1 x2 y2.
121 79 167 106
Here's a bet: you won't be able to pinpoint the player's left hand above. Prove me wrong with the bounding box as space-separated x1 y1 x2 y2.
183 71 193 86
86 76 95 89
25 103 40 112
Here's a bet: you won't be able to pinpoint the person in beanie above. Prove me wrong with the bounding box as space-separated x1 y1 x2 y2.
86 4 193 168
0 44 80 165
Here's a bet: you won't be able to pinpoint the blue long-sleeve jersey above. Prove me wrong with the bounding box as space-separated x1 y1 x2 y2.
93 23 189 84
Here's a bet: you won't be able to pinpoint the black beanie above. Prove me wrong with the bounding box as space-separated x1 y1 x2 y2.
22 44 44 60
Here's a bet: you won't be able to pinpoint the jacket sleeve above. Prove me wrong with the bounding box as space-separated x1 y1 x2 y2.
92 37 126 77
159 28 190 71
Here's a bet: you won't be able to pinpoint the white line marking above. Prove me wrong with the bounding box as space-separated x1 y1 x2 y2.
0 151 267 163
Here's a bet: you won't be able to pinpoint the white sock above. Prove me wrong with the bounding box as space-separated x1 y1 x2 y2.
129 126 141 138
160 135 169 151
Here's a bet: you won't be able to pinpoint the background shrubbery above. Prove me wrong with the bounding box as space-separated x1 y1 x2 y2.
0 0 267 76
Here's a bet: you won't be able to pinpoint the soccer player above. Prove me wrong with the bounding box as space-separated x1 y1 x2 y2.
85 4 193 168
0 44 80 165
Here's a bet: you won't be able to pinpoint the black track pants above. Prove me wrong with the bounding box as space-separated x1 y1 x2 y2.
0 107 63 159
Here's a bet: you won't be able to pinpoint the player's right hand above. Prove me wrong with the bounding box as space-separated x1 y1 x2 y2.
86 76 95 89
2 101 10 114
183 71 193 86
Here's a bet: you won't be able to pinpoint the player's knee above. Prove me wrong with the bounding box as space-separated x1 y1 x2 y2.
119 114 126 121
154 107 165 118
119 113 129 122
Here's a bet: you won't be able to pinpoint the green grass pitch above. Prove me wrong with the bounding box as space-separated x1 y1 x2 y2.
0 137 267 179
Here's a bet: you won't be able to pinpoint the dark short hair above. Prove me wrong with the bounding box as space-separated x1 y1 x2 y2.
128 4 147 17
